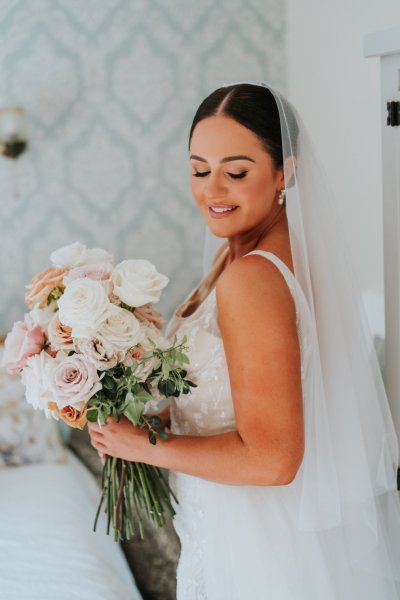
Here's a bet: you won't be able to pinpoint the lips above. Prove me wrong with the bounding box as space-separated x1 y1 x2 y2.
209 205 238 215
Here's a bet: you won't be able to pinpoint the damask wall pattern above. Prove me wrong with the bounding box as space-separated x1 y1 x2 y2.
0 0 286 333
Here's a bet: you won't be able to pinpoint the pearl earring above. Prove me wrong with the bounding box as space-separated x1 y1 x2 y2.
278 188 286 205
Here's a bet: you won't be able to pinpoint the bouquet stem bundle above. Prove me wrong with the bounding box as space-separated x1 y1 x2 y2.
87 333 196 541
94 457 178 541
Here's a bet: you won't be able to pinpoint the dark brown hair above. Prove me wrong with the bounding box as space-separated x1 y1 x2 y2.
188 83 298 172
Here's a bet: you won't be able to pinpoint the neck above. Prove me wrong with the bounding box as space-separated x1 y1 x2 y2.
226 205 288 262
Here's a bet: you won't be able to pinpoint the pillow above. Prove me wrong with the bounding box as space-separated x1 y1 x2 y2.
0 346 67 468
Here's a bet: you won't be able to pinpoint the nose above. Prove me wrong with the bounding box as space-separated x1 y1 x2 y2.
203 172 227 199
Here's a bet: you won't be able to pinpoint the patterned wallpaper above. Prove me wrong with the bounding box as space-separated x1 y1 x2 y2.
0 0 286 334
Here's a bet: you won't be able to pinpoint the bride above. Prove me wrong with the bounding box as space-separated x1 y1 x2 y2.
88 82 400 599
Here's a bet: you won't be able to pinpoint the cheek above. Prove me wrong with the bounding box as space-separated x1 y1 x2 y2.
239 178 272 211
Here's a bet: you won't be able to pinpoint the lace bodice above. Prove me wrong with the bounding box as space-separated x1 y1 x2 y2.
165 250 313 438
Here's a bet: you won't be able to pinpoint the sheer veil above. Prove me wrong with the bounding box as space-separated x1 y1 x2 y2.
201 81 400 593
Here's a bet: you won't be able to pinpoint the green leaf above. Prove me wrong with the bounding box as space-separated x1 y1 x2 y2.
157 430 169 440
162 362 170 380
102 376 116 391
125 391 135 403
86 408 98 422
158 379 167 395
123 398 143 426
99 407 110 424
135 390 154 404
147 358 160 372
148 430 157 445
149 416 162 427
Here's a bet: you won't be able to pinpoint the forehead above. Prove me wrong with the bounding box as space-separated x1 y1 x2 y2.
190 115 266 156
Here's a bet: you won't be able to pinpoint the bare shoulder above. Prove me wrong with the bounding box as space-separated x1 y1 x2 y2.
216 252 297 333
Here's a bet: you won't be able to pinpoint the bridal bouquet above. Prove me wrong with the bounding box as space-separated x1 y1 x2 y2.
1 242 196 541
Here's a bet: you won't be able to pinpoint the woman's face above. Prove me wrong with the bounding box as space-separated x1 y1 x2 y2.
189 115 284 238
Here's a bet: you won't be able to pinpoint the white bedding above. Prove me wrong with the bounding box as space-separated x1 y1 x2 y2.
0 449 143 600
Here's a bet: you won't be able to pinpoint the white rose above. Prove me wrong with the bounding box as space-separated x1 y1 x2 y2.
21 352 54 417
50 242 87 268
111 259 169 307
84 247 113 265
99 308 144 352
58 278 119 339
29 303 57 332
51 242 113 268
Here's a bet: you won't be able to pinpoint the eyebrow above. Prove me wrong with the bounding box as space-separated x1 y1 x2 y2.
189 154 256 164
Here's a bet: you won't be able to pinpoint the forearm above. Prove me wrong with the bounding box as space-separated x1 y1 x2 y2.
138 428 291 486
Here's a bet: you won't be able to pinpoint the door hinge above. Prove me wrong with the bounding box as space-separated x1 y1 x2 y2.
387 101 400 126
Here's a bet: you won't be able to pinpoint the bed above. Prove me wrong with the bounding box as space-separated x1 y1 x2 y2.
0 342 143 600
0 447 143 600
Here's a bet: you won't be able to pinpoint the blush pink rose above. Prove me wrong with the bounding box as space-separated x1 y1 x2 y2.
48 352 102 410
134 303 166 329
2 316 45 374
123 346 157 382
63 263 113 296
25 266 67 308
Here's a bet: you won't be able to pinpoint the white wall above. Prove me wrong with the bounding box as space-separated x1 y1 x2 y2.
286 0 400 337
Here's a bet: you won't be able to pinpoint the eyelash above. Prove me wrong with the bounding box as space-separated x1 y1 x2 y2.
192 171 247 180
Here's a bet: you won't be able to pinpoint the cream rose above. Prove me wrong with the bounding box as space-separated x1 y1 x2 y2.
58 278 119 339
98 308 144 352
111 259 169 307
29 303 58 332
51 242 113 269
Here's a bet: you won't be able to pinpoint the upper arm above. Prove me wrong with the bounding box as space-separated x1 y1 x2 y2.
216 255 304 482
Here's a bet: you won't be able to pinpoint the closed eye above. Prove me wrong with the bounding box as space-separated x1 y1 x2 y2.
192 171 247 179
228 171 247 179
192 170 210 177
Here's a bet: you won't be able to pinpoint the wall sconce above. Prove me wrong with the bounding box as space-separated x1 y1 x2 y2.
0 107 28 159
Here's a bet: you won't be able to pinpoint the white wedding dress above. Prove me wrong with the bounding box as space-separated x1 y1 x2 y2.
165 249 400 600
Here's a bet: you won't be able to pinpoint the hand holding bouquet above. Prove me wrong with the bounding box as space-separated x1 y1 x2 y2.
2 242 196 541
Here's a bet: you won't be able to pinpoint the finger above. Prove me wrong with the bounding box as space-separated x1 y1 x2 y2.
89 432 105 445
98 451 107 465
92 440 108 454
88 430 105 445
87 421 102 432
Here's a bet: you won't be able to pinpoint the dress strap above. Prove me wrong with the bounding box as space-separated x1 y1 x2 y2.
244 250 297 298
